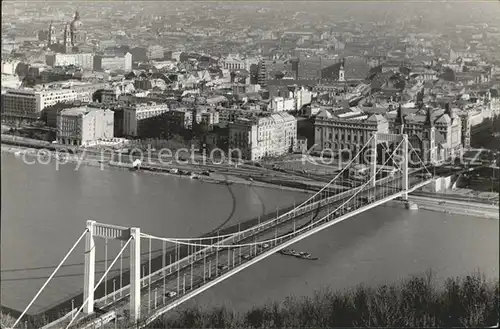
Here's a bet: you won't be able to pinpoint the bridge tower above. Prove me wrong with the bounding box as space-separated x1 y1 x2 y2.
83 221 96 314
83 221 142 323
370 133 377 188
401 133 409 200
372 133 410 199
129 227 141 323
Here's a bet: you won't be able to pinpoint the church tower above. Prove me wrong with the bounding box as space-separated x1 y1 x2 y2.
338 58 345 82
48 21 56 46
63 22 72 53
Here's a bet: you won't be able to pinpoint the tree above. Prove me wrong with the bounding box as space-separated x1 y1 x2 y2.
440 68 456 82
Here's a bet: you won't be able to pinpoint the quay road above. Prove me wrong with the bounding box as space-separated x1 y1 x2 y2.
1 134 378 188
61 174 426 329
412 190 499 206
408 195 499 219
1 134 322 184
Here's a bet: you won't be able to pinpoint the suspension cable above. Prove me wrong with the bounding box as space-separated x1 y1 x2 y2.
142 139 404 249
139 135 376 242
12 229 88 329
64 236 132 329
407 141 433 176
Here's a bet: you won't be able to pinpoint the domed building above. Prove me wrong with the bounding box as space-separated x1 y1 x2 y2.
70 11 86 49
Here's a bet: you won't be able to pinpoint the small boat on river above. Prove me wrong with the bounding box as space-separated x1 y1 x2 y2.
278 249 318 260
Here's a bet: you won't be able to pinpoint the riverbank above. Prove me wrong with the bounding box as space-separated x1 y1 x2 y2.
0 143 312 195
410 195 499 219
385 196 499 219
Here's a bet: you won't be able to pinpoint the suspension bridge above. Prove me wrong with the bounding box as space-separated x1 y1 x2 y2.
9 133 436 329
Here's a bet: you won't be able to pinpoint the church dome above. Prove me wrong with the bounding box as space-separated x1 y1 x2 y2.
70 11 82 31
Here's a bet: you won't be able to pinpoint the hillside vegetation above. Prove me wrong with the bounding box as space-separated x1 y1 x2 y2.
151 271 498 328
2 271 498 328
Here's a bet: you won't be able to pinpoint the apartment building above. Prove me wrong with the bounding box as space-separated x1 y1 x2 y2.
123 103 170 137
1 82 106 122
56 107 114 146
46 53 94 70
270 97 295 112
1 60 20 75
1 74 22 89
229 112 297 161
200 110 220 129
94 52 133 72
217 108 264 128
217 108 241 127
147 45 164 60
155 107 194 131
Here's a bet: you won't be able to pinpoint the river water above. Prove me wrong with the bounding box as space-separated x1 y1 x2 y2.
1 153 498 315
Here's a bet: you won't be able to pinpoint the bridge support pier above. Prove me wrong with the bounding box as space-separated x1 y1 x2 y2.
130 227 141 323
83 220 96 315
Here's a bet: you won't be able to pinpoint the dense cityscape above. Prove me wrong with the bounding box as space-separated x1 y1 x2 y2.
1 1 499 329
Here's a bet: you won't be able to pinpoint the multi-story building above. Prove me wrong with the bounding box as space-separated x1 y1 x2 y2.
270 97 295 112
257 60 268 87
45 53 94 70
217 108 264 128
1 60 20 75
1 82 106 122
56 107 114 145
217 108 241 127
229 112 297 161
220 54 257 71
220 54 246 71
164 108 197 130
313 108 390 154
93 52 132 72
314 104 463 164
295 86 313 110
387 106 462 158
200 110 220 129
147 45 164 60
99 88 120 103
1 74 22 89
123 103 170 137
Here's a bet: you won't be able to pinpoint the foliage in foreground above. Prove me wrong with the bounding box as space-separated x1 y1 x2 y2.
152 272 499 328
1 272 498 328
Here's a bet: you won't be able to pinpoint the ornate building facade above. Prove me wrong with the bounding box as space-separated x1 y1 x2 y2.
389 104 462 163
312 104 463 165
313 108 390 155
47 11 86 53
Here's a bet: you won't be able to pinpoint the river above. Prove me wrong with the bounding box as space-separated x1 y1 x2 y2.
1 153 498 316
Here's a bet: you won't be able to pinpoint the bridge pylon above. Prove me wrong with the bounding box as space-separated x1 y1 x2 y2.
81 221 141 322
401 133 409 200
130 227 141 323
370 133 377 188
83 220 96 314
372 133 410 199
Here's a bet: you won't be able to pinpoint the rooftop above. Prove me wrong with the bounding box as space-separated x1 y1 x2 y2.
60 107 92 116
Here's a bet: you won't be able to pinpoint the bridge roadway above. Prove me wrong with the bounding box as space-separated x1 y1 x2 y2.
61 174 427 328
